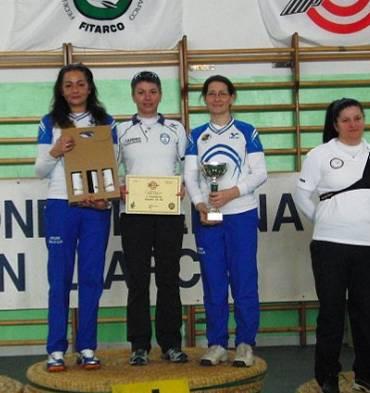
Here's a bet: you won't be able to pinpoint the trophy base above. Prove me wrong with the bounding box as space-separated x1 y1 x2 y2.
207 211 223 221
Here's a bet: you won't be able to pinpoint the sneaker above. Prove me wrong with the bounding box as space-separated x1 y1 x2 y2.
161 348 188 363
129 349 148 366
319 375 339 393
47 351 65 372
77 349 101 370
200 345 228 366
233 343 254 367
353 379 370 393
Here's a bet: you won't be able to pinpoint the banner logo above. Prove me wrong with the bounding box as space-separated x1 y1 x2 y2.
281 0 370 34
281 0 322 15
73 0 132 20
7 1 182 51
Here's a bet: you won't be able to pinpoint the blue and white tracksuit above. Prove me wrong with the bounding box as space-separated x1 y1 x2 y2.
184 118 267 347
35 112 117 354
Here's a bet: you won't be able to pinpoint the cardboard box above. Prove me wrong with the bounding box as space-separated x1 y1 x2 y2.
62 125 120 203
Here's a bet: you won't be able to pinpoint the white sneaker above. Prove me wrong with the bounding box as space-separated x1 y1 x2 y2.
47 351 65 372
200 345 228 366
77 349 101 369
233 343 254 367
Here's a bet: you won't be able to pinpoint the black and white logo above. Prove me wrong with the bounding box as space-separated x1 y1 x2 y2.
280 0 323 16
160 133 170 145
330 157 344 169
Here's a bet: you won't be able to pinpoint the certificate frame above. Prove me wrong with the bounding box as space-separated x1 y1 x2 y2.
125 175 181 215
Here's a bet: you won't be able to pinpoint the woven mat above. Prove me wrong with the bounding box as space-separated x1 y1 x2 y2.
0 375 23 393
27 347 267 393
296 371 354 393
24 386 57 393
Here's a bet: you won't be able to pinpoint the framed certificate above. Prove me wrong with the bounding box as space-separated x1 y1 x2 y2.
125 175 181 215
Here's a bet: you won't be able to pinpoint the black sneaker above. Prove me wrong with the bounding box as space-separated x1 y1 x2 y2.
320 375 339 393
129 349 148 366
353 378 370 393
161 348 188 363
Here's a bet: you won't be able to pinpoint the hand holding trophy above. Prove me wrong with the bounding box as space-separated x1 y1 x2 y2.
201 161 228 221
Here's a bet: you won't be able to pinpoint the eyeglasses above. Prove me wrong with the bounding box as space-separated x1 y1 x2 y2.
206 91 231 98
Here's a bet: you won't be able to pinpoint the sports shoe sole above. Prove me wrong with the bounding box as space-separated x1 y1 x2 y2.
130 360 148 366
47 364 66 372
163 357 188 363
200 357 228 366
79 363 101 370
200 359 214 366
233 359 253 368
161 352 188 363
129 357 148 366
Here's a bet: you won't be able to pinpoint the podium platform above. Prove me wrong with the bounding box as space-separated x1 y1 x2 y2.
296 371 355 393
0 375 23 393
26 348 267 393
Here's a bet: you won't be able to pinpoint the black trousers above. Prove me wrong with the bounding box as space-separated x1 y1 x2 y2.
310 240 370 385
120 213 184 353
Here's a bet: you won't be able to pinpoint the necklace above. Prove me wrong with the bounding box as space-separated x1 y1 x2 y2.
336 140 363 159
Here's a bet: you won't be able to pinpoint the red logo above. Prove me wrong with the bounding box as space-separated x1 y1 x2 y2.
308 0 370 34
281 0 370 34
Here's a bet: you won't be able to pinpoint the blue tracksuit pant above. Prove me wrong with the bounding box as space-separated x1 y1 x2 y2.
193 208 259 348
44 199 110 354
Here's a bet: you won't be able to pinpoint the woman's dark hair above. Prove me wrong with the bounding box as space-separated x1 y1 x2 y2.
50 63 108 128
323 98 364 143
131 70 162 93
201 75 237 98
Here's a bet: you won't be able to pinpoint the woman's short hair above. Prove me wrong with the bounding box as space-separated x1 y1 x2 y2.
131 71 162 92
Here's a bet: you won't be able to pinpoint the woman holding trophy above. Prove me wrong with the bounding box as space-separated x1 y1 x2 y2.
184 75 267 367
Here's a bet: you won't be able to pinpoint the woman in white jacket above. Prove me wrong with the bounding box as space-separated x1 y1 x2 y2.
295 98 370 393
184 75 267 368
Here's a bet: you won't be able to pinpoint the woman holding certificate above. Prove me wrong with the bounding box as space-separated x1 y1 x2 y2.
184 75 267 367
117 71 188 365
35 63 117 372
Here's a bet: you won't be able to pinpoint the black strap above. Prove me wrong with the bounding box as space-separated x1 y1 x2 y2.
319 153 370 201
